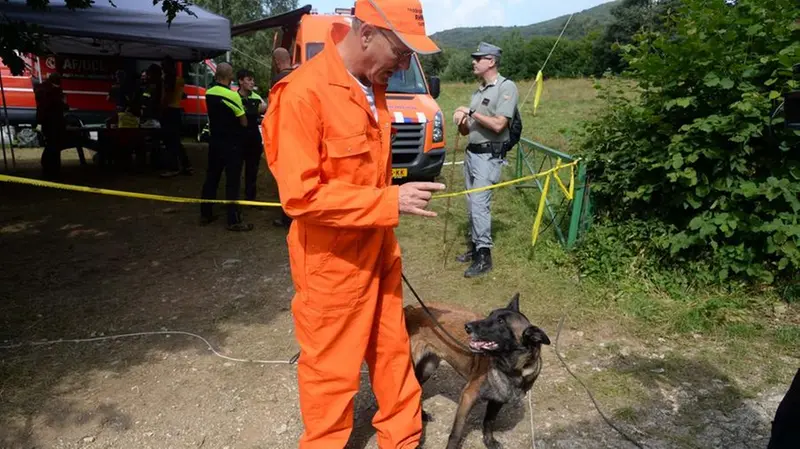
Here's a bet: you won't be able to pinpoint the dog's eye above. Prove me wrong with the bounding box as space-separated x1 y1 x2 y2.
497 318 505 325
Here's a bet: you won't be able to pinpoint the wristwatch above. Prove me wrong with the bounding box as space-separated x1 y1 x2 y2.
468 108 475 117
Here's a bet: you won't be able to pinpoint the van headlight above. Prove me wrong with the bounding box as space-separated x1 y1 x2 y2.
432 110 444 143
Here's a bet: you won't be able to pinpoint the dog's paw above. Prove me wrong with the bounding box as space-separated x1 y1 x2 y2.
421 409 435 422
482 436 502 449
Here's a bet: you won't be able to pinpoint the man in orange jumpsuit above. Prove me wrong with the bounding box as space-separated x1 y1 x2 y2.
263 0 443 447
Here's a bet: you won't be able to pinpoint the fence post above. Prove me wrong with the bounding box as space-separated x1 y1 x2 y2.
515 142 523 179
566 161 587 249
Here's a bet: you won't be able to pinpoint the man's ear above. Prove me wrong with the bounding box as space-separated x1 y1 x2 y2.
360 23 376 46
522 326 551 347
507 293 520 313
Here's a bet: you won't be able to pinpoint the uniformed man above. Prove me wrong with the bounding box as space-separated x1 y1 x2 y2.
236 69 267 201
453 41 519 278
199 62 252 231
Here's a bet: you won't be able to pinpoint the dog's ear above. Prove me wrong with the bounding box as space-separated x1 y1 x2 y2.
522 326 551 347
507 293 520 313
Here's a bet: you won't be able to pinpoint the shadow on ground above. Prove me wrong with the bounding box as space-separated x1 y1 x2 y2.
0 145 295 448
537 353 781 449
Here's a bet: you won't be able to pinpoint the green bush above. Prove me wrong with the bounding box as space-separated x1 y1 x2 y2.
577 0 800 285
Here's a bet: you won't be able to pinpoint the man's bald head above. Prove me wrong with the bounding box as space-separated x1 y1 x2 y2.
215 62 234 84
272 47 291 71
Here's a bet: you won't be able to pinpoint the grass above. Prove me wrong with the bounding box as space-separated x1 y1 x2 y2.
397 78 799 403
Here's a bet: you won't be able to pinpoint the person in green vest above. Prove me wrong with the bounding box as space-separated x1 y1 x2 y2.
236 69 267 202
199 62 252 231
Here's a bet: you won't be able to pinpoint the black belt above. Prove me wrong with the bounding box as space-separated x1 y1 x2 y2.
467 142 502 154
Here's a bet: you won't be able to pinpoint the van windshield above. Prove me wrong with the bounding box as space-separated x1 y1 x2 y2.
306 43 324 61
387 55 428 95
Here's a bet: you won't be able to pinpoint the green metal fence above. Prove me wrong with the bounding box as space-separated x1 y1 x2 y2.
512 137 591 248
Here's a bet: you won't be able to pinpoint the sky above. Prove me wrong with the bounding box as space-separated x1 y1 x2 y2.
306 0 614 34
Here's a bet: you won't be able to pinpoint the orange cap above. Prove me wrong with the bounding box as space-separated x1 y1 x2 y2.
354 0 441 55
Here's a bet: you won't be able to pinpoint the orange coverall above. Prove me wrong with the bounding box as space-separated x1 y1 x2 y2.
262 24 422 449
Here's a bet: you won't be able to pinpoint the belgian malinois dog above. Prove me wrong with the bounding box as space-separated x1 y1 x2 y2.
404 293 550 449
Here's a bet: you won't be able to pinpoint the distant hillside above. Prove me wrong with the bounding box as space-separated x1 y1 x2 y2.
430 1 620 50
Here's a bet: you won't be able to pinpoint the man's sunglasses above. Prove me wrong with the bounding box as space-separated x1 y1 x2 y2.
377 28 414 60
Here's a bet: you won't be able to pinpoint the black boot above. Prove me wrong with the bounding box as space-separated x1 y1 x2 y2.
464 248 492 278
456 242 476 263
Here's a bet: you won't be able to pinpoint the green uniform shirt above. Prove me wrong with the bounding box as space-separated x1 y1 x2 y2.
206 82 245 143
468 75 519 145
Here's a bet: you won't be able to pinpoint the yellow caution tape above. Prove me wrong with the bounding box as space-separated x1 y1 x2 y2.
551 158 574 201
0 159 579 209
533 70 544 116
431 159 579 199
0 174 282 207
531 166 552 246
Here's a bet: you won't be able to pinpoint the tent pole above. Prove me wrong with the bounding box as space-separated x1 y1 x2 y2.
0 73 9 172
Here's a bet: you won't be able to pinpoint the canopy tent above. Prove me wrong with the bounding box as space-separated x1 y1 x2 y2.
231 4 312 38
0 0 233 172
0 0 232 61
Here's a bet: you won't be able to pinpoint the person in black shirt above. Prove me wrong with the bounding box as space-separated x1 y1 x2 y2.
236 69 267 202
199 62 252 231
270 47 295 228
35 73 68 180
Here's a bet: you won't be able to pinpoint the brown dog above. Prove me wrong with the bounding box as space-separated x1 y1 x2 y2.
404 293 550 449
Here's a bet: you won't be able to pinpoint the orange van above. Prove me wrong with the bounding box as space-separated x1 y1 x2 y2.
279 8 446 182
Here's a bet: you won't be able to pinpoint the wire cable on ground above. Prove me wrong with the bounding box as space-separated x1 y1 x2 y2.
527 390 537 449
0 330 293 365
554 314 648 449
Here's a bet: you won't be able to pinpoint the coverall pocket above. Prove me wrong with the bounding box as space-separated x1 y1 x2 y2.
302 227 361 312
324 133 375 185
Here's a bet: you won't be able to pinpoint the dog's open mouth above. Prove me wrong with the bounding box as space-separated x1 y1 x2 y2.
468 339 499 352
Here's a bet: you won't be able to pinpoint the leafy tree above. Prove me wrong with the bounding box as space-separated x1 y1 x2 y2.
192 0 297 94
441 50 474 83
419 47 449 78
1 0 194 75
578 0 800 285
593 0 679 75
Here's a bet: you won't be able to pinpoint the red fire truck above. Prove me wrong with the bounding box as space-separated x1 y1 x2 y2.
0 53 216 131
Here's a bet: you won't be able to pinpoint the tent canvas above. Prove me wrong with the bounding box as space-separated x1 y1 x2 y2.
0 0 231 61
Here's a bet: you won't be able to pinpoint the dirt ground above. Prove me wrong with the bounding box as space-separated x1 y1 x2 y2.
0 144 794 449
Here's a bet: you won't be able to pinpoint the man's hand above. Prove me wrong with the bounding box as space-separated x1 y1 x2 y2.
399 182 446 217
453 110 466 125
454 110 470 136
455 106 470 116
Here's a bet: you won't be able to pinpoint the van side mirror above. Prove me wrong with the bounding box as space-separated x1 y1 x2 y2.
429 76 440 100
